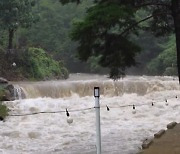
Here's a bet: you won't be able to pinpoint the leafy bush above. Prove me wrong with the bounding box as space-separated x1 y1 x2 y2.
0 47 69 80
19 47 69 80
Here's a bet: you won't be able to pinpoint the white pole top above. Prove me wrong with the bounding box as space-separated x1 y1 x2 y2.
94 87 100 97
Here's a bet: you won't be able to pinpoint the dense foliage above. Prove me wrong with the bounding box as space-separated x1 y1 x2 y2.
0 0 69 81
70 1 141 79
60 0 180 80
0 87 9 120
0 0 37 49
0 103 9 120
0 0 179 79
147 35 177 76
21 48 69 79
0 47 69 80
17 0 93 73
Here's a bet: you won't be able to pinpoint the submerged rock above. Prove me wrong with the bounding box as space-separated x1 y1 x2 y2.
0 116 4 121
3 84 26 101
0 77 26 101
4 84 15 101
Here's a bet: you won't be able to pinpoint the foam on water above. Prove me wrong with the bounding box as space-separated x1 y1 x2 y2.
17 75 179 98
1 75 180 154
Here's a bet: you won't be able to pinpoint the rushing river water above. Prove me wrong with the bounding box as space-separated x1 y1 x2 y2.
1 74 180 154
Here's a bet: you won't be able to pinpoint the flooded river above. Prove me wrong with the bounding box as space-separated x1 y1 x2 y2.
1 74 180 154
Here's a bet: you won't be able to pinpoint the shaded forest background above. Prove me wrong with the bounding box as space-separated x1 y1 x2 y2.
0 0 177 80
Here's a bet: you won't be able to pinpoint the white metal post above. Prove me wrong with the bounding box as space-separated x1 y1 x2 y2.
94 87 101 154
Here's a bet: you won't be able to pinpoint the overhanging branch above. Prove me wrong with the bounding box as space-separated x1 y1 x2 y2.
120 12 169 36
120 15 154 36
136 3 170 8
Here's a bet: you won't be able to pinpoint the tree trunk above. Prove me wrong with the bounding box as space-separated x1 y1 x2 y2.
8 28 14 49
172 0 180 83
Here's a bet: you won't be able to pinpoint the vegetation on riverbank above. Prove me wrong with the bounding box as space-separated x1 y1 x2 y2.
0 0 178 79
0 102 9 121
0 47 69 81
0 86 5 101
0 0 69 81
14 47 69 80
147 36 177 76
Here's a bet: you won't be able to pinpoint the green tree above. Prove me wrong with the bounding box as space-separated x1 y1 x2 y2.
147 35 177 76
59 0 180 81
18 0 93 72
0 0 37 49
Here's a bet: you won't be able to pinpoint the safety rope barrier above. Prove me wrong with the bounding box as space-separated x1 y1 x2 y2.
8 96 178 117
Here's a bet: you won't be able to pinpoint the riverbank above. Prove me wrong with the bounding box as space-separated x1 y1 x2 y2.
140 122 180 154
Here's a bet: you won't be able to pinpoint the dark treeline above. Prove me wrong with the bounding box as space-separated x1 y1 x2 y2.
0 0 178 80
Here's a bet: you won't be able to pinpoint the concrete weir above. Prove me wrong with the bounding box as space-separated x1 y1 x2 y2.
140 122 180 154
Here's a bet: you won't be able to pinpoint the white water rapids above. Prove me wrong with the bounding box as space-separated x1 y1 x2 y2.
1 74 180 154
